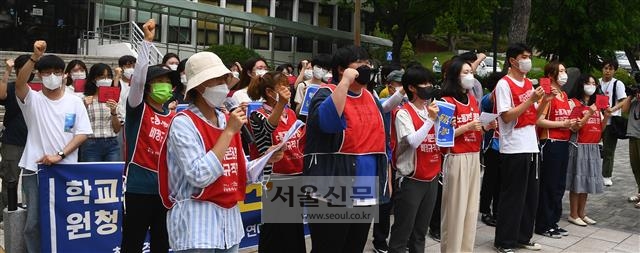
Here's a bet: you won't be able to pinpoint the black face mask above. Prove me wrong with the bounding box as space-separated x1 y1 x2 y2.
355 65 373 85
416 86 435 100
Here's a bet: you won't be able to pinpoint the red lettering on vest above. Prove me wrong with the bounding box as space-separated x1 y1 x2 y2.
542 92 571 140
443 95 481 153
158 110 247 209
503 77 537 128
253 107 305 175
322 84 386 154
130 103 175 172
571 99 603 143
391 103 441 181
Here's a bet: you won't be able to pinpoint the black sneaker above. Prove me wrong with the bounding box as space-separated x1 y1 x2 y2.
428 229 441 242
373 246 388 253
537 228 562 239
555 227 569 236
482 213 497 227
494 246 515 253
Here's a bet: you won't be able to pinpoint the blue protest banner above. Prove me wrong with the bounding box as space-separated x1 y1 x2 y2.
435 101 456 147
38 163 267 252
299 84 320 116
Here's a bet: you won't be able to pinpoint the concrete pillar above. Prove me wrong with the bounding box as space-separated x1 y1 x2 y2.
219 0 226 45
191 0 198 48
291 0 299 63
245 0 252 48
269 0 276 64
312 2 319 55
160 14 168 44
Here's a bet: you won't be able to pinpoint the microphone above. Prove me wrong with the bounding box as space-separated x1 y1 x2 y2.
223 97 256 144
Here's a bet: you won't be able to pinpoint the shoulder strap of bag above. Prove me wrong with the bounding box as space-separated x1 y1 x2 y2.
612 80 619 107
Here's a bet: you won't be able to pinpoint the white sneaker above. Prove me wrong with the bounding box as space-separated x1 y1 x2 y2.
603 177 613 186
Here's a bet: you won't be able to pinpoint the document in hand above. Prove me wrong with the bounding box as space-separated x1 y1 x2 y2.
299 85 320 116
98 87 120 103
247 120 306 182
435 101 456 147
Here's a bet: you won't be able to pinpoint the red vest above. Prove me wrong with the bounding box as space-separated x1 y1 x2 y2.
391 103 441 181
253 107 305 175
503 77 537 128
129 103 176 172
158 110 247 209
571 99 603 144
542 92 571 140
323 84 386 154
443 95 481 154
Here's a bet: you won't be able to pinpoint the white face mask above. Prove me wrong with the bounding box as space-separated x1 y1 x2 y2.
517 58 532 73
42 74 63 90
303 69 313 80
558 72 568 86
255 69 268 77
584 85 597 96
123 68 134 79
231 71 240 79
168 64 178 71
202 84 229 108
70 71 86 81
312 66 328 80
322 73 333 83
461 73 475 89
96 78 113 87
180 74 187 85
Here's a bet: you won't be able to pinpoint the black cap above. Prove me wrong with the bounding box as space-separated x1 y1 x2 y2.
146 65 173 85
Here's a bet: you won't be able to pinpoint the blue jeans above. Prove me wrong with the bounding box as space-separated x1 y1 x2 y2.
176 244 239 253
80 137 121 162
22 169 40 253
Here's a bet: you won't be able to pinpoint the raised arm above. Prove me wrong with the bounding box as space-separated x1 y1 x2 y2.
331 68 358 116
0 59 14 100
16 41 46 102
128 19 155 108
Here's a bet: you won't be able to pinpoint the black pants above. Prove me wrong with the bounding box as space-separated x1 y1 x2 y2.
535 140 569 233
259 223 306 253
388 177 438 253
494 153 539 249
121 193 169 253
429 179 442 233
373 201 393 250
480 148 501 217
309 221 372 253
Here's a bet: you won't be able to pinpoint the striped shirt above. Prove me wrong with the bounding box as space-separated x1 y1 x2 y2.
249 104 278 181
86 98 122 138
166 104 260 250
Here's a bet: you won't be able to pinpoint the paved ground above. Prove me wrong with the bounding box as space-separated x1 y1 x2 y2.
0 141 638 252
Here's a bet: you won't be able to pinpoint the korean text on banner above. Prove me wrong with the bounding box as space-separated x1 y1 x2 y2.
435 101 456 147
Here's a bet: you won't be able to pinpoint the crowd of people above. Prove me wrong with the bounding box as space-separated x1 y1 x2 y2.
1 17 639 253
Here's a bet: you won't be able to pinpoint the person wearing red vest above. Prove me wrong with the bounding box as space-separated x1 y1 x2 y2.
121 20 178 253
246 71 306 252
158 51 283 252
566 74 609 226
493 43 545 253
304 45 389 252
387 65 440 253
535 62 579 239
439 59 495 253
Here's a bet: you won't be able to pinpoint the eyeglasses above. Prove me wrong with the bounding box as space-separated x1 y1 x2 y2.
39 71 64 77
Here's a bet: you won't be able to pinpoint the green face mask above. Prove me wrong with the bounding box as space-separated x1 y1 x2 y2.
149 82 173 104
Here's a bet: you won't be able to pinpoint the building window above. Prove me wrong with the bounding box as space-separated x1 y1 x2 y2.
252 34 269 50
318 38 332 54
318 4 334 29
337 7 351 32
274 33 291 51
196 20 218 46
275 0 292 20
296 37 312 53
168 16 191 44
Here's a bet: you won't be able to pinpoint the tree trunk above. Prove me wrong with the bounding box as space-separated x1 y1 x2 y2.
392 30 406 65
508 0 531 44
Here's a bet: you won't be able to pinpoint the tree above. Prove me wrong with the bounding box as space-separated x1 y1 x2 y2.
508 0 531 44
400 35 415 66
432 0 499 52
528 0 640 71
207 44 261 67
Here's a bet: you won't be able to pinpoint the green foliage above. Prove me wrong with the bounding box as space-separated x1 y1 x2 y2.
206 44 262 67
400 36 415 66
528 0 640 71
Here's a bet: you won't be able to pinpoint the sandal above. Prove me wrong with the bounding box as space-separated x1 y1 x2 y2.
635 201 640 209
628 194 640 202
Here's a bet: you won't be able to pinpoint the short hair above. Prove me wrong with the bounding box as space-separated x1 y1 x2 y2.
381 64 402 84
14 54 31 73
311 54 333 70
402 65 434 101
483 71 507 92
458 52 478 64
118 55 136 67
35 55 65 72
331 45 370 82
505 43 532 64
162 53 179 65
602 59 619 71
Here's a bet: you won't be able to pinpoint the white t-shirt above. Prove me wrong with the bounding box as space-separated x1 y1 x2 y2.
232 88 252 104
119 80 131 120
495 76 540 154
18 89 93 171
65 84 85 99
599 77 627 124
